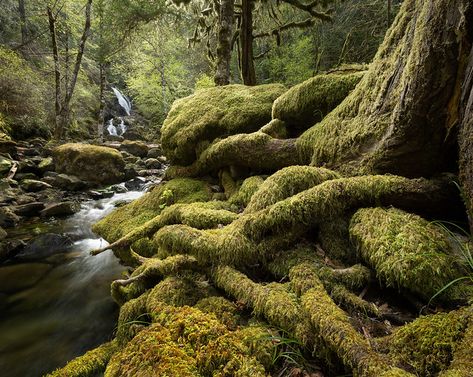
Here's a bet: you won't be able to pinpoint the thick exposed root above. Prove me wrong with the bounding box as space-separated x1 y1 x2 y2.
350 207 472 302
166 132 301 178
45 341 119 377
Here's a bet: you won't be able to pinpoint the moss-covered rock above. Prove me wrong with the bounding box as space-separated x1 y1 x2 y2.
349 207 470 302
53 143 125 186
119 140 149 158
272 71 364 135
161 84 286 165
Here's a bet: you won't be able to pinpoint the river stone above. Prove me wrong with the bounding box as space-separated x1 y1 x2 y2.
119 140 148 158
0 156 12 174
42 173 87 191
13 202 45 217
16 233 73 260
20 179 52 192
0 239 25 262
53 143 125 186
0 207 20 228
40 201 80 218
144 158 161 169
125 177 146 191
0 263 53 293
38 157 55 173
147 147 162 159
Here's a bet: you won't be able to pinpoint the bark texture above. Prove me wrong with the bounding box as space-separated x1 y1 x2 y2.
214 0 235 86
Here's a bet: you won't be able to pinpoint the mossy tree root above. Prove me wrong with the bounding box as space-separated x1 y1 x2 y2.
45 341 119 377
166 132 301 178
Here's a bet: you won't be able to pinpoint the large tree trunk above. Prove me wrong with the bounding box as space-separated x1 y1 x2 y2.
214 0 235 86
240 0 256 86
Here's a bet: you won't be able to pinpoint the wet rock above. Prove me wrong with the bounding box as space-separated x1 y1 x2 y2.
0 207 21 228
20 179 52 192
138 169 162 177
147 147 162 159
15 172 39 181
125 177 147 191
144 158 161 169
42 173 87 191
40 201 80 218
16 233 73 260
109 184 128 193
119 140 148 158
0 156 12 175
124 164 138 180
38 157 55 174
13 202 45 217
0 263 53 293
0 239 26 262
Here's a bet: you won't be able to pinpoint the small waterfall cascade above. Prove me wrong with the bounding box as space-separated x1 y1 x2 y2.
107 118 127 136
112 87 132 116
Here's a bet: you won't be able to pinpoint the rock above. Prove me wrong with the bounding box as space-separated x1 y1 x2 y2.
147 147 162 159
138 169 162 177
161 83 286 165
124 164 138 180
17 159 40 175
125 177 147 191
0 155 12 175
144 158 162 169
119 140 149 158
88 190 114 200
13 202 45 217
105 135 124 142
42 173 88 191
109 184 128 193
0 239 25 262
0 226 7 240
0 207 20 228
15 172 39 181
40 201 80 217
53 143 125 186
157 156 167 164
0 263 53 293
15 194 36 205
20 179 52 192
38 157 55 173
15 233 73 260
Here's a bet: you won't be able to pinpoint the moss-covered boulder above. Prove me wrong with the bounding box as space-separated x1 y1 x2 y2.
161 84 286 165
272 71 364 135
119 140 149 158
53 143 125 186
349 207 470 302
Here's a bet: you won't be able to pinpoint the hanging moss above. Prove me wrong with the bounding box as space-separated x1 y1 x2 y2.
46 341 119 377
161 84 286 165
385 308 471 376
272 71 364 135
349 207 471 302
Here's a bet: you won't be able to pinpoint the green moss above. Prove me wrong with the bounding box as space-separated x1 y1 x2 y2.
229 176 266 208
53 143 125 185
93 178 213 243
272 71 364 135
195 296 241 330
318 217 355 262
349 207 470 302
259 119 288 139
245 166 340 213
387 308 471 376
161 84 286 165
46 341 118 377
105 324 200 377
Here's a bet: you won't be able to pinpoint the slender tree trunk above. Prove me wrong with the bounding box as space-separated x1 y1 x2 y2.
59 0 93 136
240 0 256 86
98 62 107 142
47 6 62 139
214 0 235 86
18 0 27 46
64 27 70 95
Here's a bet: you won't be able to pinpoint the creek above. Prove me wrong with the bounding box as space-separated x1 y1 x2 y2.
0 188 145 377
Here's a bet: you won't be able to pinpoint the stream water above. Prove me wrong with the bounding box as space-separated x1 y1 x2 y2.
0 189 144 377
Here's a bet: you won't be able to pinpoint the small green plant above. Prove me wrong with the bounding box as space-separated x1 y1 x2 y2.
429 221 473 304
159 189 174 209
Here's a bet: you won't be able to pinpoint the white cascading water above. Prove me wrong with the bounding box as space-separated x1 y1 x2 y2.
112 87 132 116
107 118 127 136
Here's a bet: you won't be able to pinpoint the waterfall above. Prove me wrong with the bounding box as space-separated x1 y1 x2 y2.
107 118 127 136
112 87 132 116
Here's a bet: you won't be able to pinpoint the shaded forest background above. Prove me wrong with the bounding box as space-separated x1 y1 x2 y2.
0 0 398 141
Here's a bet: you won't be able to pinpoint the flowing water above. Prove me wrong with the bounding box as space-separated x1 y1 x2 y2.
111 87 131 116
0 190 144 377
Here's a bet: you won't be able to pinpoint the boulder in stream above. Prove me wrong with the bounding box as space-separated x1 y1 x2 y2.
40 201 80 218
16 233 73 261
